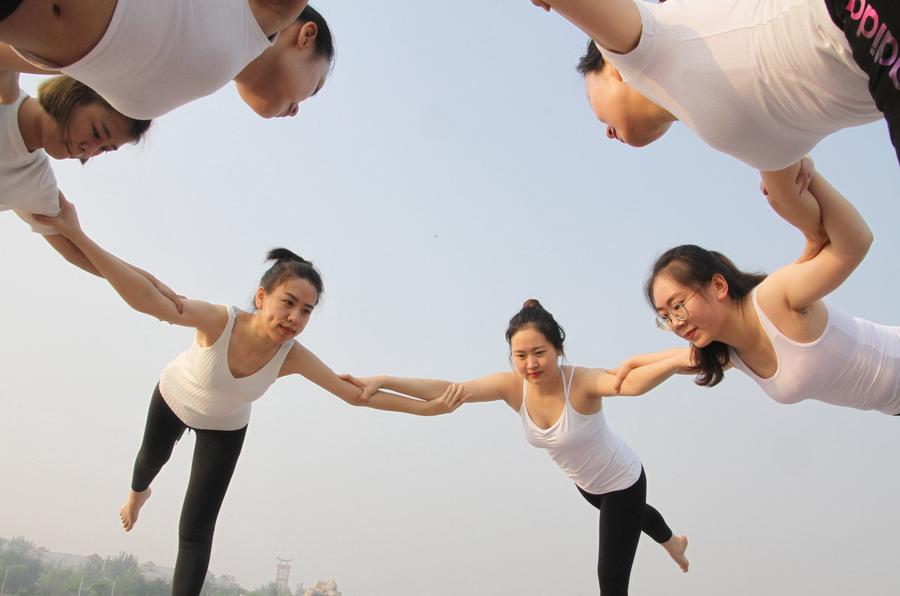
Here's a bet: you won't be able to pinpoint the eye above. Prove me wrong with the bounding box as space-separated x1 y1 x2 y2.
302 308 312 316
92 126 100 140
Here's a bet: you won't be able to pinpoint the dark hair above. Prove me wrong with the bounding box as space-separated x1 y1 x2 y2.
298 5 335 64
259 248 324 304
37 76 152 142
506 299 566 354
646 245 767 387
576 39 606 76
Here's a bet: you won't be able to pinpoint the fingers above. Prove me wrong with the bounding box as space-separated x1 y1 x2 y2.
439 383 469 412
531 0 552 11
339 373 364 388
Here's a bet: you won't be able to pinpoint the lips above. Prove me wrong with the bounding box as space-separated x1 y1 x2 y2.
684 328 697 341
527 371 542 379
278 325 295 336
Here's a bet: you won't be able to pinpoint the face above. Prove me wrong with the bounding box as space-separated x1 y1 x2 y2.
651 274 725 348
255 277 319 342
510 326 561 386
44 102 135 160
584 67 672 147
237 22 330 119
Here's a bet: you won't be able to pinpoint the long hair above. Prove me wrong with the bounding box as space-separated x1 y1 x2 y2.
646 245 766 387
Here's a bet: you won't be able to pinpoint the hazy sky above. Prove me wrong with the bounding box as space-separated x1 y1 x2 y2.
2 2 899 595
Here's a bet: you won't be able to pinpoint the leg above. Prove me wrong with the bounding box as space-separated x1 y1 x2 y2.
121 385 187 531
172 425 247 596
579 475 647 596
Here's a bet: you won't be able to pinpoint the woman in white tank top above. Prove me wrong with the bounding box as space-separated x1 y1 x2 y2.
0 1 332 120
34 198 467 596
344 299 692 595
0 71 188 310
645 164 900 416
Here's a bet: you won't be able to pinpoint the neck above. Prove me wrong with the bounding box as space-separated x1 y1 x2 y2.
713 296 763 352
527 366 565 399
16 97 46 152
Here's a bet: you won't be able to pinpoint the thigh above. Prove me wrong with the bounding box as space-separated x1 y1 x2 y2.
138 386 187 460
179 426 247 532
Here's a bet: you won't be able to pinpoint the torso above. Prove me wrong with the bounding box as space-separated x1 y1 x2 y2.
603 0 880 169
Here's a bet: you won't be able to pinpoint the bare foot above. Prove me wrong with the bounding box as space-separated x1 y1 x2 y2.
663 534 689 572
119 488 151 532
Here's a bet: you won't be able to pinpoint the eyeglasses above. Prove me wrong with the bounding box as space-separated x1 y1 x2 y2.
655 287 702 331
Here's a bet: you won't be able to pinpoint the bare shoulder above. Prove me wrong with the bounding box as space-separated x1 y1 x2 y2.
189 302 230 346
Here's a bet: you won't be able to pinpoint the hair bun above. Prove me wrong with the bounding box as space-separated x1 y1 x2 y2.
522 298 542 310
266 248 307 264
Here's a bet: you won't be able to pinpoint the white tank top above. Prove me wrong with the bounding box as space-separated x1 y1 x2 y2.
602 0 879 170
16 0 273 119
729 290 900 415
520 365 642 495
159 306 294 430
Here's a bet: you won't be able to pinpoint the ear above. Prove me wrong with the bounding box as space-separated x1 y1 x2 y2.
711 274 729 300
296 21 318 49
254 287 266 310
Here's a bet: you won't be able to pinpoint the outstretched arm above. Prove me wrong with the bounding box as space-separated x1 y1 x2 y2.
33 198 212 328
344 372 517 407
761 169 872 312
593 348 693 397
530 0 642 55
284 346 468 416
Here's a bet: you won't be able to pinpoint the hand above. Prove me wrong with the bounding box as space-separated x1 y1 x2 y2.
677 348 698 374
759 156 816 198
339 373 382 402
32 192 84 238
427 383 469 415
608 357 639 393
796 229 829 264
531 0 552 11
146 274 186 314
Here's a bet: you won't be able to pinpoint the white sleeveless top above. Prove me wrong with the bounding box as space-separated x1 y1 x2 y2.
159 306 295 430
602 0 878 170
0 91 59 235
729 291 900 415
520 366 642 495
16 0 273 119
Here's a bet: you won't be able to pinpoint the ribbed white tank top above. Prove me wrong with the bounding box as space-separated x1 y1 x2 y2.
16 0 273 119
159 306 294 430
520 365 642 495
730 290 900 415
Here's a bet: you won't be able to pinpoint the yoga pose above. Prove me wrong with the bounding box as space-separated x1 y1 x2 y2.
0 1 332 119
346 300 690 595
645 167 900 415
532 0 895 250
35 198 467 596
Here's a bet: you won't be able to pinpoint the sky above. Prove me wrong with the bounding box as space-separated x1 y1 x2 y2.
2 1 899 595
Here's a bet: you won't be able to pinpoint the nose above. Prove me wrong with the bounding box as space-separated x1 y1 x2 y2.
606 125 616 139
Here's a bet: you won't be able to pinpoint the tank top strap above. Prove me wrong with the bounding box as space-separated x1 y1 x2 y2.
750 288 784 342
560 364 575 402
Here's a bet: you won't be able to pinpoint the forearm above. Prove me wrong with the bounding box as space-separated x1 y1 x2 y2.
379 376 452 401
44 234 101 276
624 348 685 368
539 1 641 55
618 355 682 396
812 175 872 260
357 390 440 416
766 186 823 240
66 231 167 314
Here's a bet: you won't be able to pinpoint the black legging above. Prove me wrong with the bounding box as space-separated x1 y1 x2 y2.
577 468 673 596
132 386 247 596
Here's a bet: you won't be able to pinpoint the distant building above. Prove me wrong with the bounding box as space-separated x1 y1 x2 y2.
299 579 341 596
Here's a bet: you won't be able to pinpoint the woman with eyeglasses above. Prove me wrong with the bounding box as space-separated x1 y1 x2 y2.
642 165 900 416
344 299 692 595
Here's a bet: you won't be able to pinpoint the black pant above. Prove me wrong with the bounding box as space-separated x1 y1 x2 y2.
577 468 673 596
132 386 247 596
825 0 900 164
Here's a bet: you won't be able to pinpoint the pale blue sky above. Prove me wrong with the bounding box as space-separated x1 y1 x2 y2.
1 1 899 594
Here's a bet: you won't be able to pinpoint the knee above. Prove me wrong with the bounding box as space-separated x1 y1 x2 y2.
179 518 215 546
